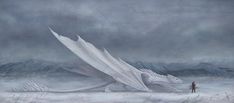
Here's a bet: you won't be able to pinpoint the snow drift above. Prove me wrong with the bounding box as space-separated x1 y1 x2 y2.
50 28 182 92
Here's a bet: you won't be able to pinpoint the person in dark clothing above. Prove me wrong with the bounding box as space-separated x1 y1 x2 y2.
191 81 196 93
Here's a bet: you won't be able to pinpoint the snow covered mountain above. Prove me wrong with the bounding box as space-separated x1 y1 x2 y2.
0 59 86 78
0 59 233 78
130 61 234 77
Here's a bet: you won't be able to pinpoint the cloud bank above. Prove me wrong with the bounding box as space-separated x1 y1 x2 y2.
0 0 234 63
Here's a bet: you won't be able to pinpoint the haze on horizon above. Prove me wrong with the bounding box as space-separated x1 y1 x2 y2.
0 0 234 64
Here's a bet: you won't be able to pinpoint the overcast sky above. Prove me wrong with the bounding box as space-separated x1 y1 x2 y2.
0 0 234 63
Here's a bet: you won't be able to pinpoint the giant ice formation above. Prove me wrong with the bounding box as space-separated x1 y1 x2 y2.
50 28 182 92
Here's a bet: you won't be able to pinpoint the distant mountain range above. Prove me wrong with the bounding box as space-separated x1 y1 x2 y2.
0 59 234 78
129 61 234 77
0 59 83 78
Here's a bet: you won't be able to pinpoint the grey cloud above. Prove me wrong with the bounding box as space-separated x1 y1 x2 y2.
0 0 234 63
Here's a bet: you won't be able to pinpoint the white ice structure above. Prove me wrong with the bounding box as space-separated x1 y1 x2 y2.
50 29 182 92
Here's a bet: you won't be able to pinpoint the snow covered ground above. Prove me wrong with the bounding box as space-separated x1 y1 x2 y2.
1 30 226 103
0 77 233 103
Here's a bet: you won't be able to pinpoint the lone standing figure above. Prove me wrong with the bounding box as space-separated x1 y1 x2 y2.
191 81 196 93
